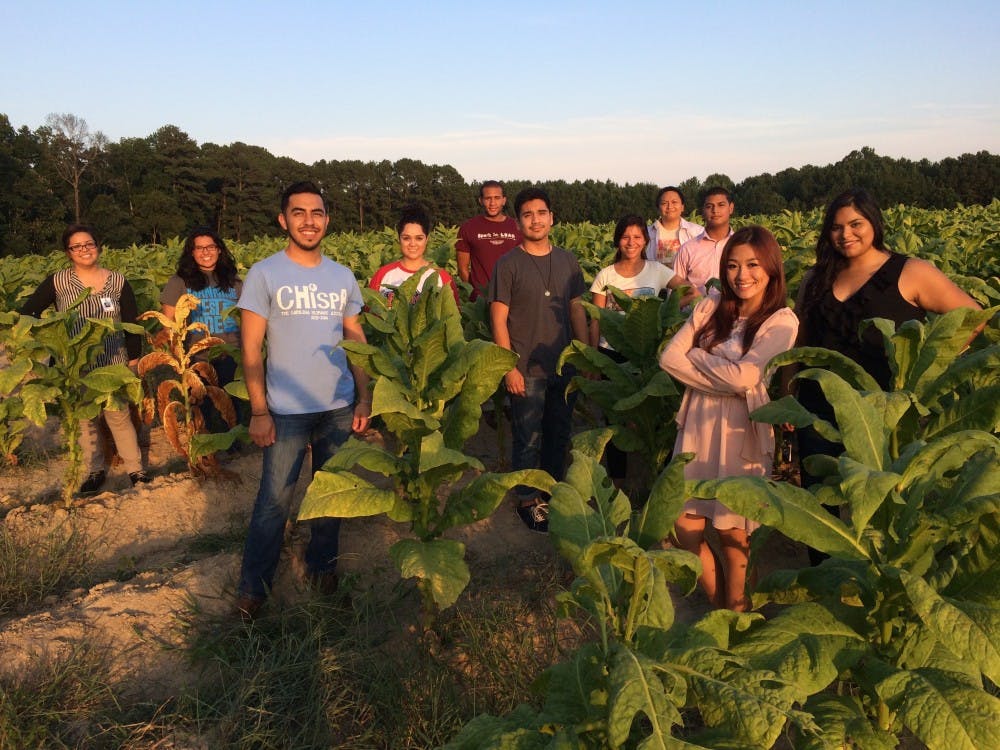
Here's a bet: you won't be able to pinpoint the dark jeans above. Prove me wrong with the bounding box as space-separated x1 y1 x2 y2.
509 372 576 502
797 425 844 566
238 406 354 600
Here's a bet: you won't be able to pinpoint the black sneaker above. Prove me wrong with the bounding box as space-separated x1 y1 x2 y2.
516 502 549 534
129 470 151 486
79 470 106 496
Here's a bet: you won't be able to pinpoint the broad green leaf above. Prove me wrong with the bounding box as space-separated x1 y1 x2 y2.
18 382 59 425
905 307 996 396
570 427 615 461
614 370 678 412
389 537 470 610
409 321 449 393
620 296 668 361
690 476 870 560
298 469 397 520
606 643 680 748
0 357 32 395
419 431 483 474
897 430 1000 492
437 340 517 448
921 344 1000 409
674 647 807 749
799 694 896 750
580 538 676 635
867 316 922 391
550 451 632 570
224 379 248 401
370 375 438 430
633 453 691 550
81 364 141 394
731 602 866 696
533 643 607 726
558 340 635 393
876 667 1000 750
440 469 553 529
797 369 887 468
189 426 248 460
441 705 550 750
897 570 1000 685
943 512 1000 604
836 456 902 539
771 347 881 391
342 338 405 382
320 436 404 476
923 385 1000 438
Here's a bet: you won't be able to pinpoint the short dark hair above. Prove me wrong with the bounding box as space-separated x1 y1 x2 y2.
513 187 551 217
396 204 431 236
655 186 685 206
612 215 650 263
700 186 733 205
479 180 505 198
62 223 100 251
280 181 326 213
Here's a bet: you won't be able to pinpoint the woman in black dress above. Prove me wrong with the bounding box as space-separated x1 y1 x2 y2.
793 189 980 560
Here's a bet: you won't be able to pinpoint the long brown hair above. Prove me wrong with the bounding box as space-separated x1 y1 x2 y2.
695 225 788 354
799 188 886 333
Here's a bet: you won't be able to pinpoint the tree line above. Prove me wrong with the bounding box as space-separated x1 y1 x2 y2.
1 112 997 257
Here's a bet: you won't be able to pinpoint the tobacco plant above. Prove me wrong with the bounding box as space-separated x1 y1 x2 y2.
558 290 687 493
137 293 243 476
447 431 826 748
1 300 143 503
688 307 1000 749
0 312 41 464
298 273 551 624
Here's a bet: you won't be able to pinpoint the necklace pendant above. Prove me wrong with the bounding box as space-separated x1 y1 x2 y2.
544 290 551 297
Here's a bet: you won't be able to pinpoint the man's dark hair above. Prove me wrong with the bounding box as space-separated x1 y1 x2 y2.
700 186 733 205
396 204 432 236
280 181 326 213
655 186 686 206
513 187 552 217
479 180 505 198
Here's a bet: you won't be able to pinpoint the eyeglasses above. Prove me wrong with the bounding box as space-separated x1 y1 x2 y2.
194 245 220 254
67 241 97 253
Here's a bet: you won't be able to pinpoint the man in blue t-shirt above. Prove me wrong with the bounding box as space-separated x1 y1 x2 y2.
235 181 371 619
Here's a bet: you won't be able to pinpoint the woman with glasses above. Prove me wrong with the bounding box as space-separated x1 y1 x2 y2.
160 227 244 427
20 224 149 494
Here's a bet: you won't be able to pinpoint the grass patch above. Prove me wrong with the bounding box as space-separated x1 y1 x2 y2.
164 552 576 748
0 534 582 747
185 516 247 557
0 521 94 616
0 640 165 749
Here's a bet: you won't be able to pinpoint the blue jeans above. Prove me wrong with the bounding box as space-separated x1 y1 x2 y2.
238 406 354 600
509 373 575 502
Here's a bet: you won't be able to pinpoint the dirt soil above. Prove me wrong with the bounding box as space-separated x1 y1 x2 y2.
0 416 806 705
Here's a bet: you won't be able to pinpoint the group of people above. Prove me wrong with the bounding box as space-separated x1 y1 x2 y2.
462 181 981 612
18 178 981 619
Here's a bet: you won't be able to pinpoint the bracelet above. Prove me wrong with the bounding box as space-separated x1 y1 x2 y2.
251 411 269 417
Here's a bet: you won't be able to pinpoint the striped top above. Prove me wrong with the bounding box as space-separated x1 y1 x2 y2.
20 268 141 367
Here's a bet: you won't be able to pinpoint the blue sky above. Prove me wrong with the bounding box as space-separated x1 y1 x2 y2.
3 1 997 184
